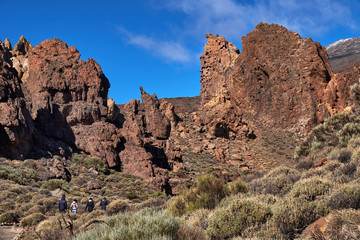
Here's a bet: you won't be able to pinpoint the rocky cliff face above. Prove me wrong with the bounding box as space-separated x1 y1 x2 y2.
0 41 33 158
0 37 180 192
200 23 358 135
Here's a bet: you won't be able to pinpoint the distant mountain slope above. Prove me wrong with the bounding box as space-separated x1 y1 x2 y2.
326 37 360 73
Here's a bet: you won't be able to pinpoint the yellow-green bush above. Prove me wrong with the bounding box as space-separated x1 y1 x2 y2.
328 183 360 210
41 179 70 192
225 178 248 195
0 211 20 223
249 167 300 196
167 174 228 216
20 212 45 227
271 198 328 239
74 208 180 240
288 177 331 201
107 199 129 215
0 165 38 185
206 197 272 239
321 209 360 239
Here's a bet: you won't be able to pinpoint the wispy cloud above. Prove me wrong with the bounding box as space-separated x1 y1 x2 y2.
118 26 192 63
163 0 358 40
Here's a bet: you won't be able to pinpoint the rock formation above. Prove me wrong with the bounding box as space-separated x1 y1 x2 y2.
0 42 34 158
0 37 180 192
200 23 358 135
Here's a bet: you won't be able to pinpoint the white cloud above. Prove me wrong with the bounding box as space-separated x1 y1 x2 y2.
163 0 357 41
118 26 192 63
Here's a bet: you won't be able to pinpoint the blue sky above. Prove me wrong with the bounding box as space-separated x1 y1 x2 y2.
1 0 359 104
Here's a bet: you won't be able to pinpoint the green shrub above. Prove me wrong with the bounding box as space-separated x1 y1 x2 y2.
225 178 248 195
41 179 70 192
74 208 180 240
328 183 360 210
167 196 186 216
0 211 20 223
72 154 109 174
338 149 353 163
249 167 300 196
206 197 272 239
107 199 129 215
338 123 360 146
177 223 208 240
331 162 357 183
289 177 331 201
0 165 38 185
295 113 357 158
167 174 228 216
322 209 360 239
272 198 329 239
20 212 45 227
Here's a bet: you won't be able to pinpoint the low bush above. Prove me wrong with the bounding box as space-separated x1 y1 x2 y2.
0 165 38 185
166 174 228 216
338 149 353 163
225 178 248 195
74 208 180 240
289 177 331 201
272 198 329 239
331 162 357 183
20 212 45 227
328 183 360 210
177 223 208 240
41 179 70 192
72 154 109 174
322 209 360 239
107 199 129 215
338 122 360 146
249 167 300 196
0 211 20 223
206 197 272 239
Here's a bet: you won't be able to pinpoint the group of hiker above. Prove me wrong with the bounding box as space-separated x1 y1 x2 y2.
59 195 108 214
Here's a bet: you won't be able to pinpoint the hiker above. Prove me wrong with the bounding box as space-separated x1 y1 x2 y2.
99 197 108 211
85 198 95 212
59 194 67 213
70 199 79 214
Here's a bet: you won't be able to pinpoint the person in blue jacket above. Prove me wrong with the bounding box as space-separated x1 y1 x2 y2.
99 197 108 211
59 194 67 213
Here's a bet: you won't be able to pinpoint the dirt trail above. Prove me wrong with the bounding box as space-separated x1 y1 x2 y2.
0 225 21 240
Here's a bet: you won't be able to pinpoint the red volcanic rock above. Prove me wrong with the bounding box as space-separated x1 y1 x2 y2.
200 34 239 107
87 180 101 190
200 23 358 135
24 38 109 132
118 88 179 192
72 121 122 168
230 23 336 134
0 43 34 159
49 157 71 181
139 87 171 139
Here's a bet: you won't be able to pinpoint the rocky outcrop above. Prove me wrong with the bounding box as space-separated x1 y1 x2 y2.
198 34 253 140
200 23 357 135
119 88 181 193
0 42 34 158
0 37 180 192
230 23 335 133
200 34 239 107
10 36 33 82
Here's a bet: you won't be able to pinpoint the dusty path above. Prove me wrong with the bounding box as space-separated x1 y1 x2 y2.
0 225 21 240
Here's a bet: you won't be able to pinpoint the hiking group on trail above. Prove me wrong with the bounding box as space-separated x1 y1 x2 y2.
59 195 108 214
